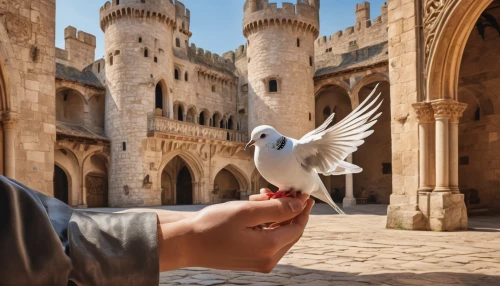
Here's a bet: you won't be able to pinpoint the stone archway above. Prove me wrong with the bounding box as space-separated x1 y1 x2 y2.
314 84 353 203
54 164 69 204
176 166 193 205
159 153 203 205
83 153 109 208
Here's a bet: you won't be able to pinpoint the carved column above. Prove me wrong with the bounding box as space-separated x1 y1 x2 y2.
2 117 18 179
412 102 434 192
343 153 356 207
449 102 467 194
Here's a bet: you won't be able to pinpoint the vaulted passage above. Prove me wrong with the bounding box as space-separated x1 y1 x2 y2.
161 156 194 205
457 3 500 213
214 168 241 202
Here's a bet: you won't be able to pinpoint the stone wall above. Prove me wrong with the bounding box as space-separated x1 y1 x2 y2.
0 0 57 195
315 1 388 70
56 26 96 71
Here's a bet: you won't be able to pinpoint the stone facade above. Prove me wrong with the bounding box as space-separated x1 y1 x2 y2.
2 0 499 231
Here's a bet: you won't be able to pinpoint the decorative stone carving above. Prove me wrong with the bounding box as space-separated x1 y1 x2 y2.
412 102 434 123
148 115 248 142
430 99 467 120
424 0 457 69
5 14 32 43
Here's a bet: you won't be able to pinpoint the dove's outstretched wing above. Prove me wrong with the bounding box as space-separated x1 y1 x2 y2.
293 84 383 175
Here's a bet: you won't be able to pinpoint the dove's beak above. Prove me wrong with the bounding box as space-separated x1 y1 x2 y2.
244 140 256 150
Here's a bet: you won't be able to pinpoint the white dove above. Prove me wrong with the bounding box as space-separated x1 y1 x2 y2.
244 84 383 215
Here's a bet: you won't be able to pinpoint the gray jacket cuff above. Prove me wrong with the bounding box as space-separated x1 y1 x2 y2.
68 211 159 285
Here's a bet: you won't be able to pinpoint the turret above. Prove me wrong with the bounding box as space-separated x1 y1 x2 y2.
243 0 320 138
100 0 177 207
63 26 96 71
355 2 371 29
173 1 192 54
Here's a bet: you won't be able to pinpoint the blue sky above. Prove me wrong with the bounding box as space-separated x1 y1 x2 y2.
56 0 387 60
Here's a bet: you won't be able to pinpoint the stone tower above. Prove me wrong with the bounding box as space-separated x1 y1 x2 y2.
100 0 177 206
243 0 320 139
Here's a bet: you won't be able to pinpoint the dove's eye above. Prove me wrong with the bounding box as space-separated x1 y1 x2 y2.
260 134 266 139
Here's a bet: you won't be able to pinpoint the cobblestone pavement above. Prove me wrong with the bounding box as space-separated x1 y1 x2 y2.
86 204 500 285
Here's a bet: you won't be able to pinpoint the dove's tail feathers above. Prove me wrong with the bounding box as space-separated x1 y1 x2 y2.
312 178 346 215
322 160 363 176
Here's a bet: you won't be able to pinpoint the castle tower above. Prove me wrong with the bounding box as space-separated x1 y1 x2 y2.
243 0 320 138
173 1 191 54
100 0 177 207
355 2 371 29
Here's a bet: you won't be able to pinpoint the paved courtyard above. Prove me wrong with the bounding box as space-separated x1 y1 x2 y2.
87 204 500 285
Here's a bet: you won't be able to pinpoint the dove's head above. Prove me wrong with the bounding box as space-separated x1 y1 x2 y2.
245 125 282 150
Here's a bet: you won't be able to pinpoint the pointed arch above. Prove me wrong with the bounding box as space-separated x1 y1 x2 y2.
214 164 250 192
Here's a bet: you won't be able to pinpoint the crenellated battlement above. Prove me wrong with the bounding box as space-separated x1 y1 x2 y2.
187 43 236 75
175 1 190 18
64 26 96 47
315 1 387 53
100 0 177 32
243 0 320 38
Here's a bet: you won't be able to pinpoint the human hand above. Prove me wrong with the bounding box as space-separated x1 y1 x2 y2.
158 193 314 273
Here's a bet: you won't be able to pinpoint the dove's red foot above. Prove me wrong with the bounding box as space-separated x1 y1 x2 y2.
266 190 298 199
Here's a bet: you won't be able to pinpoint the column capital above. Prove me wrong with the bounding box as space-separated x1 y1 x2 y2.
430 99 467 121
412 102 434 123
1 117 19 130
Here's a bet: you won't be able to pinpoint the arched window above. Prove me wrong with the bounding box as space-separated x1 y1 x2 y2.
154 56 158 63
177 106 184 121
144 48 149 57
199 111 205 125
184 72 188 81
228 117 234 130
138 37 142 43
155 83 163 110
174 69 179 80
269 80 278 93
297 38 300 47
116 0 120 5
176 38 180 48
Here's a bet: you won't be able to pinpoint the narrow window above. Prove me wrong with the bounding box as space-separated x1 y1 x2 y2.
174 69 179 80
176 38 180 48
116 0 120 5
122 142 126 151
309 112 312 121
309 56 313 66
297 38 300 47
109 55 113 66
144 48 148 57
212 85 216 92
139 37 142 43
97 63 101 73
154 57 158 63
185 72 188 81
269 80 278 93
182 21 185 29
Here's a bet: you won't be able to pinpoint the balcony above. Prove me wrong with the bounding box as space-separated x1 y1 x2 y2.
147 115 248 143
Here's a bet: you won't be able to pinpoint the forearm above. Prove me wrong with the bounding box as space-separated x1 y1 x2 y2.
158 219 194 272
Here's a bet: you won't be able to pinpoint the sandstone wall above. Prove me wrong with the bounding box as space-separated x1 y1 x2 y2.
0 0 57 195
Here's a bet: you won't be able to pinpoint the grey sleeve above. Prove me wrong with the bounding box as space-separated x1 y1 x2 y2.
68 211 160 286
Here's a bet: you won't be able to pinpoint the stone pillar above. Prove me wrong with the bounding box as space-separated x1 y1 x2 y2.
79 163 87 208
343 153 356 207
431 100 451 192
412 102 434 192
2 117 18 179
449 103 466 194
428 99 468 231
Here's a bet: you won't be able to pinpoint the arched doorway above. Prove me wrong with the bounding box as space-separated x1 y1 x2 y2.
176 167 193 205
354 80 392 203
84 154 108 208
155 83 163 111
214 168 241 201
314 84 352 202
199 111 206 125
456 2 500 213
161 155 195 205
54 165 69 204
177 106 184 121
